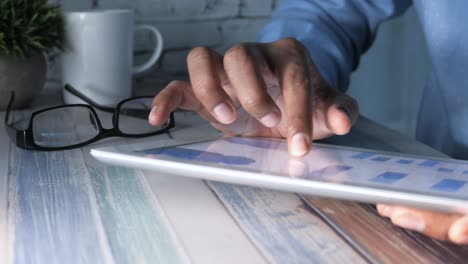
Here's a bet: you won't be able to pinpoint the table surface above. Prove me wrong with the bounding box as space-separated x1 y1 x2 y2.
1 89 468 264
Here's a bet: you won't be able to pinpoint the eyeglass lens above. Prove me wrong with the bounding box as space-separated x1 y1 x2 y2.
30 97 168 148
32 106 100 148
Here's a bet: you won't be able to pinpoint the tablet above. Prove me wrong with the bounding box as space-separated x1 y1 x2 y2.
91 136 468 214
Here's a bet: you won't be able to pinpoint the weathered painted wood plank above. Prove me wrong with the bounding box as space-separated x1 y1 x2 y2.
0 112 12 264
70 109 191 263
82 143 190 264
304 198 468 263
207 183 367 263
304 198 446 263
144 172 267 264
138 117 267 263
10 148 113 264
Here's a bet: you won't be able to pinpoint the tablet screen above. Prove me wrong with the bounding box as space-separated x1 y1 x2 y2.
137 137 468 201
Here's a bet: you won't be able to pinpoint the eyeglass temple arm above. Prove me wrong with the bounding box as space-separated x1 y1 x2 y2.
5 122 19 146
167 112 176 129
4 95 17 145
65 83 174 126
67 83 164 120
4 92 28 148
64 84 115 112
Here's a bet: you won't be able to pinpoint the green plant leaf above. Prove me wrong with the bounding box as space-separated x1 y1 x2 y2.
0 0 65 58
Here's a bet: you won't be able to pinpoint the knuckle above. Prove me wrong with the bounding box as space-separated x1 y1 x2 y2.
292 78 310 91
168 80 186 89
285 65 310 89
167 80 188 94
289 115 308 129
276 37 307 54
224 43 250 65
275 37 295 46
191 80 225 107
193 81 215 99
187 46 212 64
241 95 270 114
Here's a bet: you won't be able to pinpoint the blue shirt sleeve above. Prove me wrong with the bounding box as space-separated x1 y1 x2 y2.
257 0 412 91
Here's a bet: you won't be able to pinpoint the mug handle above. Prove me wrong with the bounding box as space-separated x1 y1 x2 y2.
133 25 164 75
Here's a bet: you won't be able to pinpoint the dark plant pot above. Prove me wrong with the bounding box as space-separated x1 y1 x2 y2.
0 54 47 110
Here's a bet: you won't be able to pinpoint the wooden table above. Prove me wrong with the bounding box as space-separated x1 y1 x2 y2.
1 89 468 264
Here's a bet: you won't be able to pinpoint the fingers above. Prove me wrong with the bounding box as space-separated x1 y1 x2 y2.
224 44 282 128
187 47 237 124
300 81 358 140
263 39 312 156
449 215 468 244
326 91 359 135
148 80 217 125
377 204 468 244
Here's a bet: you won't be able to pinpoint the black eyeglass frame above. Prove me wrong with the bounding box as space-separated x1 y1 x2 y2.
4 84 175 151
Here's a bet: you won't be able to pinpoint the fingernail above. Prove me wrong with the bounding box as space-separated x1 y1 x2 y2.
291 133 309 157
259 111 281 128
213 103 235 124
149 106 158 121
394 213 425 232
378 205 394 217
338 106 352 123
450 219 468 244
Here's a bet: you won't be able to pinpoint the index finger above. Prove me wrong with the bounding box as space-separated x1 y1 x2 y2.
263 39 312 157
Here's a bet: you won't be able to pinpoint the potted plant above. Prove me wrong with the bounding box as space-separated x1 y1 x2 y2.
0 0 64 110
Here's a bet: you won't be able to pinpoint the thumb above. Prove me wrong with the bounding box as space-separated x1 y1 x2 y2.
326 93 359 135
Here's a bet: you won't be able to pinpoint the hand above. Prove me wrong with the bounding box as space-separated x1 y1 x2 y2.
377 204 468 244
148 38 359 156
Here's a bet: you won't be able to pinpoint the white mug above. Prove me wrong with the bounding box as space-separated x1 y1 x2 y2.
61 10 163 107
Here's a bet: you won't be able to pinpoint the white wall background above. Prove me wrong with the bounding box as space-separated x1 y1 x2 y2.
48 0 430 139
48 0 277 82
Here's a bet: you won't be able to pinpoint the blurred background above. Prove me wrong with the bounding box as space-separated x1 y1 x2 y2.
46 0 430 140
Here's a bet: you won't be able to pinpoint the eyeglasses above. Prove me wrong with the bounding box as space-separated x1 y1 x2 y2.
4 84 175 151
